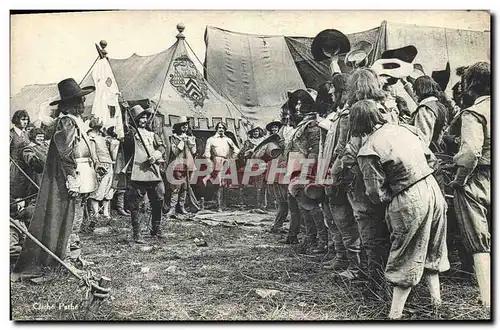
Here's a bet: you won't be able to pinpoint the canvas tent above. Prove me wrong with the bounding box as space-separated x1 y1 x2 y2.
204 26 306 109
11 26 268 141
205 21 490 113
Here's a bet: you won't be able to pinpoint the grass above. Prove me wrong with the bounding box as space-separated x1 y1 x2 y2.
10 209 491 321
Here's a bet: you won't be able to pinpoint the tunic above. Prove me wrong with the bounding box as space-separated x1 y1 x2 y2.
88 131 115 201
410 96 448 152
357 123 449 287
10 127 30 198
452 95 491 254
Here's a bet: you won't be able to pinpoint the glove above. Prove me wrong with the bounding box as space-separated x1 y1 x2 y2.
148 156 156 165
95 163 108 176
66 175 80 198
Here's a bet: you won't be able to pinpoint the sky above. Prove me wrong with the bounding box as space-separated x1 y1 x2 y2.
10 10 490 96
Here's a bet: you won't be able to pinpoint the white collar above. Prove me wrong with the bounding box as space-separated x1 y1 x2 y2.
13 126 24 136
475 95 490 105
419 96 438 105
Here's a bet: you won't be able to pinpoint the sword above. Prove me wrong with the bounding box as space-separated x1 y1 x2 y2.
124 105 160 177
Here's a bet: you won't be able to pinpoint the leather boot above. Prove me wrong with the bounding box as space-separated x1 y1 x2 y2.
323 252 348 270
280 235 299 245
116 191 131 216
150 201 166 238
216 188 223 212
178 189 188 214
338 251 361 280
166 192 179 218
131 209 146 244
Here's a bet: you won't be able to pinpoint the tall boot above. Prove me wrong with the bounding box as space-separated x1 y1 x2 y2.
130 209 145 244
150 201 165 238
166 191 179 218
102 200 111 220
256 186 261 209
216 187 223 212
87 199 99 231
178 186 188 214
116 191 130 216
473 252 491 308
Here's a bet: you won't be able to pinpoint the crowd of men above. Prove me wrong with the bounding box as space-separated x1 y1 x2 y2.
10 40 490 319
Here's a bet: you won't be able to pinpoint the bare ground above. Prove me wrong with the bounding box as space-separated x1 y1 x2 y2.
10 210 491 321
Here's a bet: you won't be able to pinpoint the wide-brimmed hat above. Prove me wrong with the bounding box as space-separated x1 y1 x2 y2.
287 89 317 114
345 41 373 67
49 78 95 106
304 183 325 200
129 104 150 122
173 115 190 129
248 126 265 137
431 62 451 91
265 120 283 133
371 58 414 79
381 45 418 63
311 29 351 62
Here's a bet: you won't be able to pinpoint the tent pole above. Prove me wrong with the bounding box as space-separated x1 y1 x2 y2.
79 56 100 86
150 37 181 121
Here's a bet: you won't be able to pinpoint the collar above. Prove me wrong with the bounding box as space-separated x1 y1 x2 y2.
13 126 24 136
419 96 438 105
475 95 490 105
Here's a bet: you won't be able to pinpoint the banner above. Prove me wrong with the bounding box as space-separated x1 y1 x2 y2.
91 58 124 138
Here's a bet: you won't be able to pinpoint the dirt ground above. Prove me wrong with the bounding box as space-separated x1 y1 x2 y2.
10 208 490 321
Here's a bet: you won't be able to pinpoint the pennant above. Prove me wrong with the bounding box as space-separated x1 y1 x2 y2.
91 58 124 138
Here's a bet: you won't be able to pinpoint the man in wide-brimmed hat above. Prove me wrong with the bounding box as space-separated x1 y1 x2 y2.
282 89 328 253
15 78 98 275
166 116 197 217
123 104 166 243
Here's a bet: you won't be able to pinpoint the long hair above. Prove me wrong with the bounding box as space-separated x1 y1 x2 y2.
413 75 454 115
57 97 85 115
215 122 227 131
463 62 490 102
11 110 30 126
347 68 386 105
173 122 193 136
331 73 349 111
349 99 387 137
315 81 334 116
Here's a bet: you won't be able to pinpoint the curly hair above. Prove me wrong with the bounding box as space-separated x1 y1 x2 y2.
11 110 30 126
414 75 455 116
347 68 386 105
463 61 490 98
28 127 46 142
331 73 350 110
349 99 387 137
